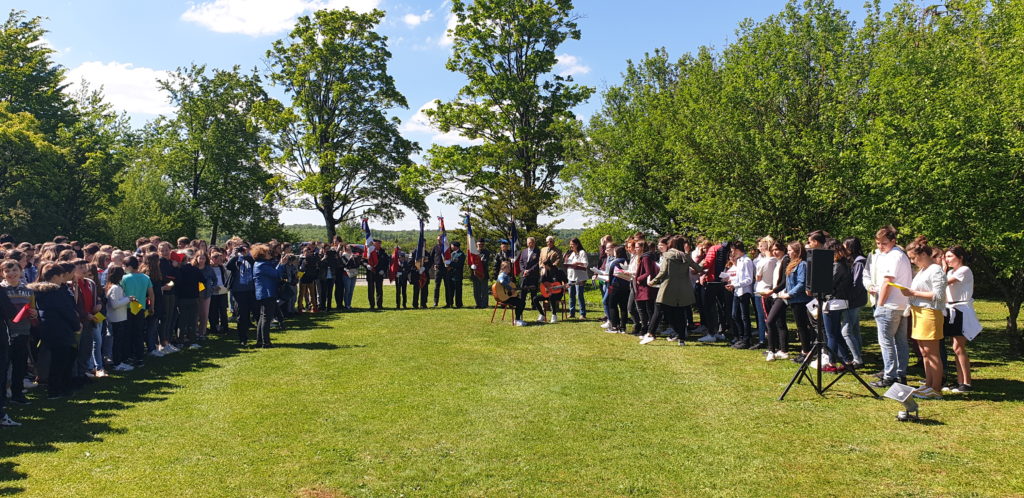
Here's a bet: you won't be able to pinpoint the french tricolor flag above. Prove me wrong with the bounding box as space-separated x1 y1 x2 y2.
438 216 451 264
465 214 484 279
362 218 377 268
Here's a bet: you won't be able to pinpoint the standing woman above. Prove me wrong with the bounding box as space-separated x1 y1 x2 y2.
597 235 613 327
194 250 216 342
643 235 705 346
898 236 947 399
632 240 658 338
777 242 813 363
752 236 776 349
762 241 790 360
140 253 167 356
563 238 589 320
843 237 867 367
943 245 976 393
320 248 338 311
252 244 286 348
602 246 631 334
821 239 853 372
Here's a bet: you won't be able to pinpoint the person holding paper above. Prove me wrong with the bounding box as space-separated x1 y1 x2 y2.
563 238 589 320
2 259 36 407
604 245 631 333
942 245 977 393
897 236 947 399
868 225 913 388
643 235 705 346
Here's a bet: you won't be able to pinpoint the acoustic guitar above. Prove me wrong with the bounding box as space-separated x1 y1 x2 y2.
492 281 520 302
538 281 567 298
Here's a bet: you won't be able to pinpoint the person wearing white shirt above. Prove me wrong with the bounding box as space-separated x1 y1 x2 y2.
868 226 913 388
563 238 589 319
752 236 777 349
897 236 947 399
942 246 977 393
725 241 756 349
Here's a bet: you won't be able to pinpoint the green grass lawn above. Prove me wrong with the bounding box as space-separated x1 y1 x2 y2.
3 285 1024 496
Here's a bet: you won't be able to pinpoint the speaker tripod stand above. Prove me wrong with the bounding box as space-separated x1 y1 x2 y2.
779 293 879 400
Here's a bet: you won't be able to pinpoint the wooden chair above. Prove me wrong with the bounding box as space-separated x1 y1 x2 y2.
490 286 513 323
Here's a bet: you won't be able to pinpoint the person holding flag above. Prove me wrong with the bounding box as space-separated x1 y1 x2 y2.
447 241 466 308
430 217 452 307
412 219 430 309
464 214 491 309
361 219 384 310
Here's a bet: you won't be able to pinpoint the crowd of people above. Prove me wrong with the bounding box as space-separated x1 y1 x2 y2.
493 226 980 403
0 224 982 428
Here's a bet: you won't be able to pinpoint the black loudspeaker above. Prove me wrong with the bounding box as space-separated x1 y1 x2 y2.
806 249 834 295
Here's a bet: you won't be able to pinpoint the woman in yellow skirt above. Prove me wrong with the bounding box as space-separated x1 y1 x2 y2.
898 236 948 399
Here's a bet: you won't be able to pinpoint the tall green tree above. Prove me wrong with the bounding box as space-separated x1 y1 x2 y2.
261 8 425 241
156 64 275 243
0 10 72 135
426 0 594 237
0 102 65 239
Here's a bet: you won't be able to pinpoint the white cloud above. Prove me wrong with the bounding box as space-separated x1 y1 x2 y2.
439 12 457 46
403 9 433 27
65 61 174 116
181 0 381 37
555 53 591 77
400 100 482 147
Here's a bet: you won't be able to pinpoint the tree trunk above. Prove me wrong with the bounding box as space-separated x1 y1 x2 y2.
209 219 219 246
1007 292 1023 358
323 212 337 242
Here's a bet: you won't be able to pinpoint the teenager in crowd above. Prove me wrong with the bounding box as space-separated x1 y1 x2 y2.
632 240 658 338
867 225 913 388
776 242 812 363
298 244 320 312
72 259 105 379
761 241 790 360
697 241 730 343
752 236 776 349
602 245 630 334
898 236 947 399
2 259 34 409
495 261 526 326
821 239 854 372
208 250 230 335
156 242 179 353
30 264 81 400
341 245 360 310
0 275 20 426
563 238 589 320
596 235 613 325
194 250 216 341
623 237 641 334
843 237 867 367
104 267 133 372
319 248 338 311
642 235 705 346
174 250 203 350
726 241 755 349
252 244 286 348
227 245 256 345
140 253 166 357
943 245 976 393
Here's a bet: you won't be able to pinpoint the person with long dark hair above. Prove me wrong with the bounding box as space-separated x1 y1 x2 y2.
603 246 630 333
843 237 867 367
821 239 854 372
943 245 976 393
777 242 812 363
30 264 81 400
563 238 589 319
632 240 658 338
642 235 705 346
762 241 790 360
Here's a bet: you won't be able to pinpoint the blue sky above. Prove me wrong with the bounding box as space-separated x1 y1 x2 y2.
4 0 890 230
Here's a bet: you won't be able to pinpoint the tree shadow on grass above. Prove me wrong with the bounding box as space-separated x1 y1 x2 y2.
0 335 256 492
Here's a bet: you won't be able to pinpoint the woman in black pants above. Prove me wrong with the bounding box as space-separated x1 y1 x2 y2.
31 264 82 399
642 235 705 346
604 245 631 333
763 242 791 360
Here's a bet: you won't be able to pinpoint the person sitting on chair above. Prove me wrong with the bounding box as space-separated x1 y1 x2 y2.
494 261 526 326
533 259 567 324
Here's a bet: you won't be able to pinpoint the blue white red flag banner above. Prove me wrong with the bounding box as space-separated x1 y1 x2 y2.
465 214 484 279
438 216 451 265
414 218 426 261
361 218 377 268
510 217 520 276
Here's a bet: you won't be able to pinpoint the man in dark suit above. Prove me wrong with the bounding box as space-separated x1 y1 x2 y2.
429 236 448 307
447 241 466 308
471 239 493 308
517 237 541 303
365 239 390 310
492 239 514 280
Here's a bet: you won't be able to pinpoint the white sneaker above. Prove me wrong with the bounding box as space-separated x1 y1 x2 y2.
189 343 202 350
0 414 21 427
148 349 165 358
774 351 790 360
536 315 547 323
639 335 655 345
549 315 557 324
600 320 611 329
95 370 108 378
23 378 38 390
697 334 716 343
513 320 526 327
714 333 726 342
605 327 619 334
84 371 96 379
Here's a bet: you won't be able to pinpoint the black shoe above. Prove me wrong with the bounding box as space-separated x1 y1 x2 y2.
731 340 750 349
677 340 686 347
790 354 806 364
748 341 765 350
898 376 907 385
872 371 885 379
870 378 895 388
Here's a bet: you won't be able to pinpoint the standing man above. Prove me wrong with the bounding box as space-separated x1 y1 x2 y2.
227 244 256 345
366 239 389 310
447 242 466 308
539 236 562 276
430 235 449 307
493 239 514 280
412 251 430 309
471 239 493 308
517 237 541 303
867 225 913 388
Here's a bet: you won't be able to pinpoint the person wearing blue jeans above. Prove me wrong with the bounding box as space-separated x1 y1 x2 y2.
866 225 913 387
841 306 864 365
874 306 908 382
